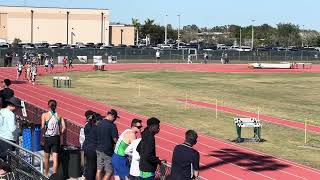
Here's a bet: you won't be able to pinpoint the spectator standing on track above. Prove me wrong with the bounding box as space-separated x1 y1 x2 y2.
0 97 22 160
112 119 143 180
96 109 120 180
44 57 49 72
137 117 162 180
41 100 66 177
0 79 14 108
4 53 11 67
155 50 160 63
49 57 55 73
203 53 208 64
125 137 142 180
82 110 98 180
170 130 200 180
187 54 193 64
68 57 74 69
63 56 68 70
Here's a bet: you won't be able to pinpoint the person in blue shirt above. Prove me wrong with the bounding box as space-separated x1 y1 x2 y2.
95 109 119 180
170 130 200 180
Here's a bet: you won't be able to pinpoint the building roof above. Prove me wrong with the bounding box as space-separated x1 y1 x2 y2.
0 5 108 11
109 23 134 27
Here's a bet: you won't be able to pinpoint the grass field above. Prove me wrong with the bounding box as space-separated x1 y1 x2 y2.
40 70 320 169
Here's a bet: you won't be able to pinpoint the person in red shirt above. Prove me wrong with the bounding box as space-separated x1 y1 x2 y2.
63 57 68 70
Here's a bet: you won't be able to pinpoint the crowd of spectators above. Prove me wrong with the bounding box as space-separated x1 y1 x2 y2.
0 78 201 180
79 108 200 180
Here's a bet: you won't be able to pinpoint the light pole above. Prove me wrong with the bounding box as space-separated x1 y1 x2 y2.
302 25 305 47
177 14 181 49
165 14 168 45
239 26 242 48
251 20 255 50
120 29 124 45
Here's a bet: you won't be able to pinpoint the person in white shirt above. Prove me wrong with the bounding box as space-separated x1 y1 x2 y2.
155 50 160 63
44 58 49 72
125 138 142 180
0 97 22 161
187 54 193 64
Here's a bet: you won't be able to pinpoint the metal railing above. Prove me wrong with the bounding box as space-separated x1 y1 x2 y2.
7 151 48 180
0 137 44 174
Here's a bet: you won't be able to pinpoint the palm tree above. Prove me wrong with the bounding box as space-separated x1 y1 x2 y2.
132 18 141 45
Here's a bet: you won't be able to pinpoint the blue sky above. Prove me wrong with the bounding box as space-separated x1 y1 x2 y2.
1 0 319 30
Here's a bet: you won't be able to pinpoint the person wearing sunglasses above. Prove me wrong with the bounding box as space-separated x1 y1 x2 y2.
112 119 143 180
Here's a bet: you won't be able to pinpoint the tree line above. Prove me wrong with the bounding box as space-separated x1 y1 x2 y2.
131 18 320 47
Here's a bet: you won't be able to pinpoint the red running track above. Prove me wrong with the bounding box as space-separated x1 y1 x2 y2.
177 99 320 134
1 64 320 179
102 63 320 73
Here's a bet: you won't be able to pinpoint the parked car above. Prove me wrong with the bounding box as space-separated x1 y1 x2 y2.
0 44 9 48
95 43 104 49
117 44 127 48
23 43 35 49
100 45 113 49
86 42 95 48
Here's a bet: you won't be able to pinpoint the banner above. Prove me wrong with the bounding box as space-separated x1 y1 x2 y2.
93 56 103 64
21 101 27 117
58 56 67 64
77 56 88 63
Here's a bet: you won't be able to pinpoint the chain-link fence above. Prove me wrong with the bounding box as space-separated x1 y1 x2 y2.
1 48 320 66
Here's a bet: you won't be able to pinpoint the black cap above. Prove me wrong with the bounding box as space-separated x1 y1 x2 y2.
5 97 22 108
107 109 120 118
147 117 160 126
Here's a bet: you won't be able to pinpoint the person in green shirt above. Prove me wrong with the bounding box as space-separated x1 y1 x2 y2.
112 119 143 180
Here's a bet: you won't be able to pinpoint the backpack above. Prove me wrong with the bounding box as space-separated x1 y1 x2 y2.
45 112 60 136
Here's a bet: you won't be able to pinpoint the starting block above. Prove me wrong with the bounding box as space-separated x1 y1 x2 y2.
234 117 262 143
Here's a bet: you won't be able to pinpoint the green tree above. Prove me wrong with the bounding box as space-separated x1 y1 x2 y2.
131 18 141 45
277 23 301 46
12 38 22 47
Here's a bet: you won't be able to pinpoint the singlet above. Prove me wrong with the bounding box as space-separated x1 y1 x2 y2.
31 66 37 75
114 129 132 156
45 111 61 137
45 59 49 66
17 64 23 71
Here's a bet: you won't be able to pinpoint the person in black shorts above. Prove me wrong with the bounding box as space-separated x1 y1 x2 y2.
170 130 200 180
41 100 66 177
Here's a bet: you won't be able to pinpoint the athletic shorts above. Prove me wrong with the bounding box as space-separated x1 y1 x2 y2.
18 71 22 75
45 65 48 67
112 153 130 179
44 136 60 153
96 151 113 174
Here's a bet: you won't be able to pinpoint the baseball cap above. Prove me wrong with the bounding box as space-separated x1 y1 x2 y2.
107 109 120 118
147 117 160 126
5 97 22 108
